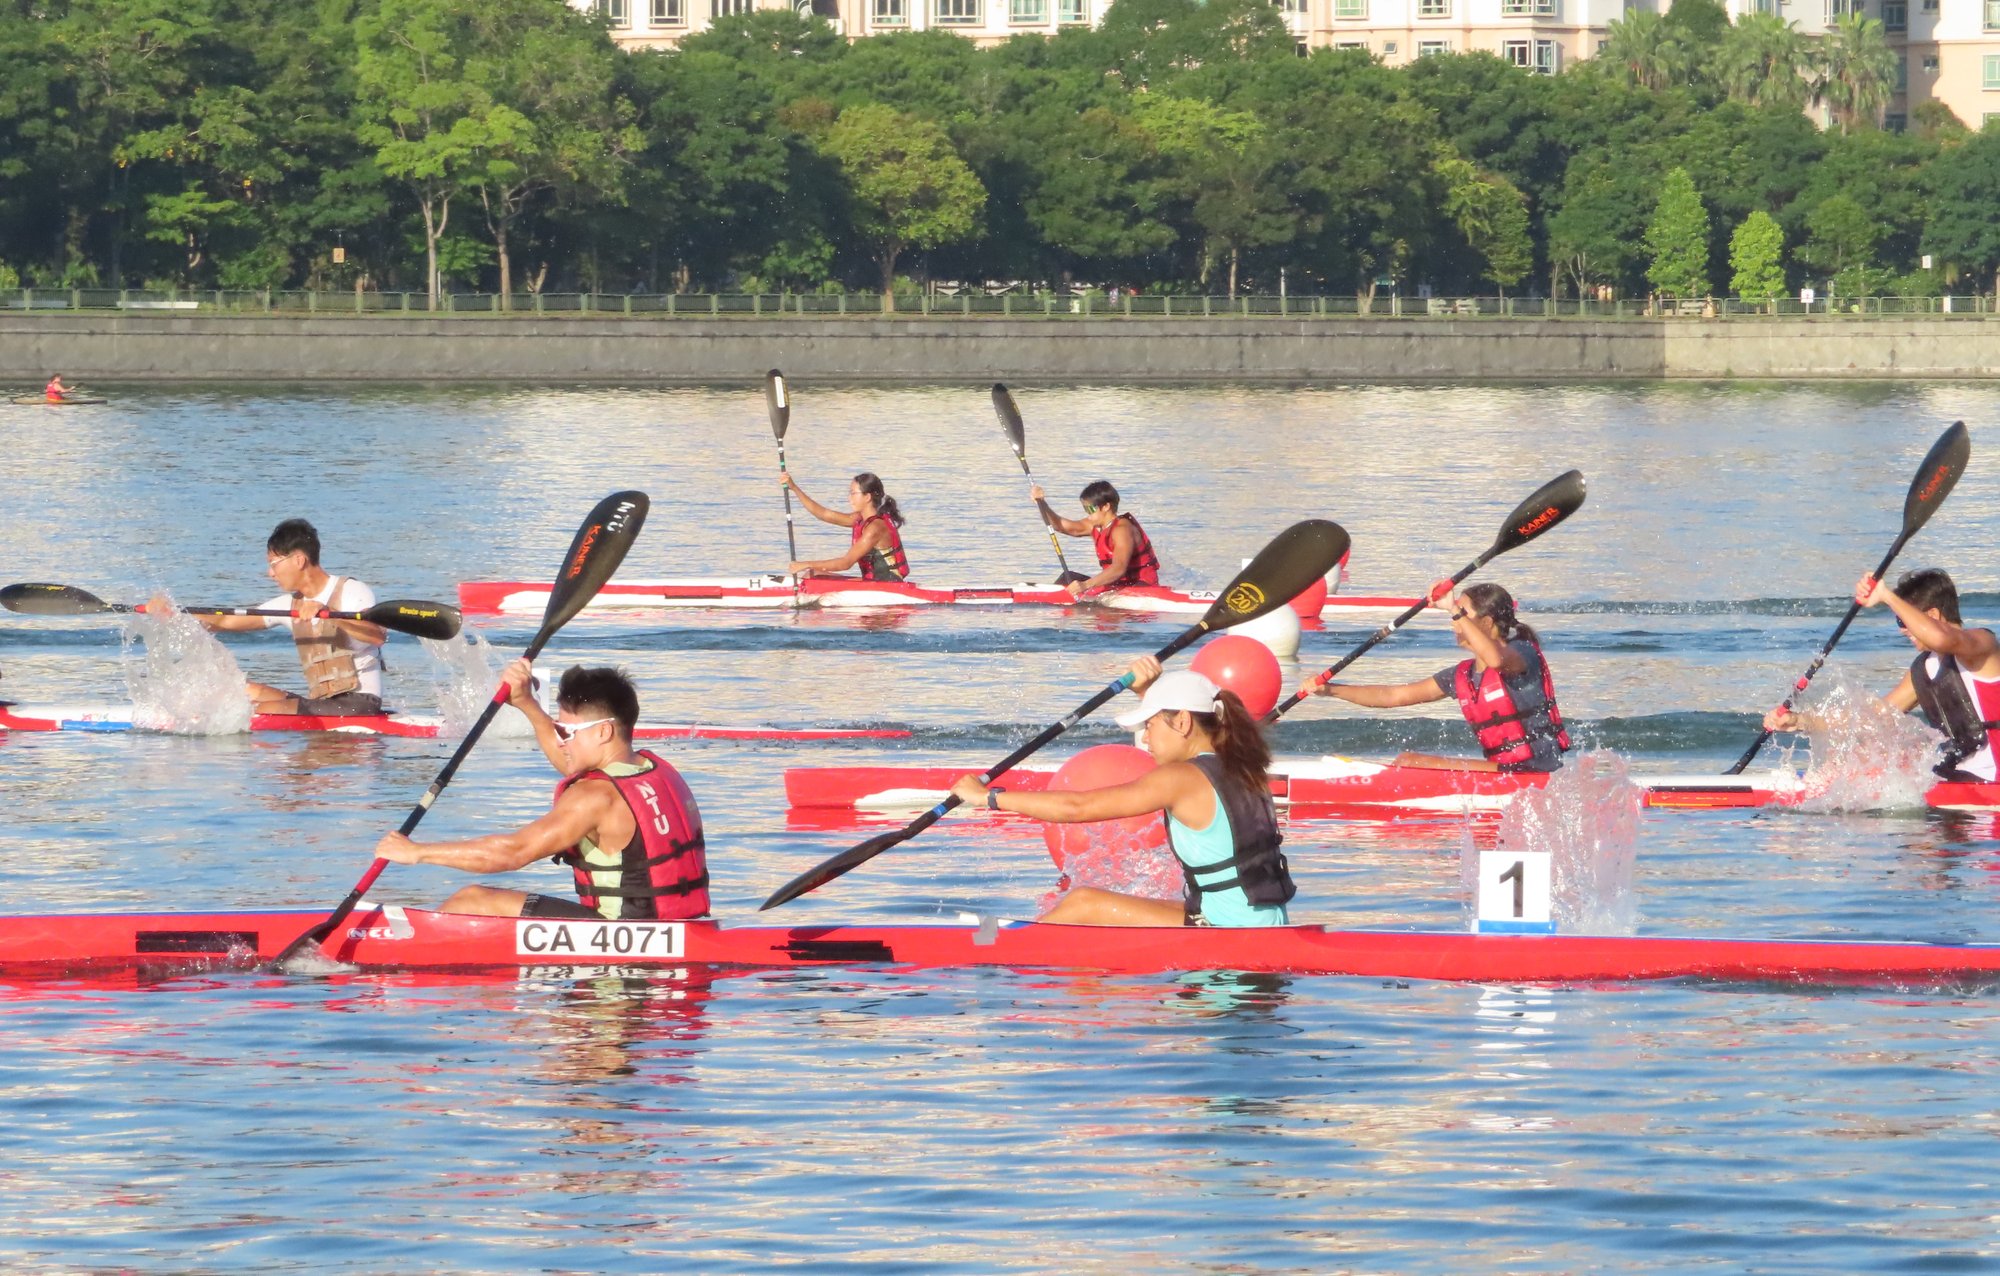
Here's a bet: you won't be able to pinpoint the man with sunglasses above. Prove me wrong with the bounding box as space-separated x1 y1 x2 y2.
1028 479 1162 600
158 518 387 716
373 661 711 920
1764 569 2000 782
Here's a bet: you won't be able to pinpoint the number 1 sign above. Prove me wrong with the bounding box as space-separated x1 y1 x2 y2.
1475 850 1554 935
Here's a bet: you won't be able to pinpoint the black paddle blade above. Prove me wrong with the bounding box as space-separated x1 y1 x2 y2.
1902 421 1969 536
362 600 462 640
1199 520 1350 631
992 383 1026 457
537 491 648 645
761 828 909 911
766 370 789 442
1493 470 1587 555
0 582 115 615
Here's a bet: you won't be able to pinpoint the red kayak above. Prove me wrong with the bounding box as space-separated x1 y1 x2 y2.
457 574 1418 617
0 905 1993 987
783 757 2000 813
0 703 906 743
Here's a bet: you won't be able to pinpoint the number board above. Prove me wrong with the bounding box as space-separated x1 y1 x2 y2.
514 919 687 960
1474 850 1554 935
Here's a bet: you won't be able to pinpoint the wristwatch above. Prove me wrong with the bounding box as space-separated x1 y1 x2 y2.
987 786 1007 810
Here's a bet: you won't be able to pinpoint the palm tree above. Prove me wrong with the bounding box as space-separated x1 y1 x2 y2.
1811 13 1897 133
1600 11 1689 92
1711 13 1809 110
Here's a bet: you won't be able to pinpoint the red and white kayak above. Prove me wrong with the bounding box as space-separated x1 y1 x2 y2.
784 756 2000 813
0 905 1993 987
457 574 1419 617
0 703 906 743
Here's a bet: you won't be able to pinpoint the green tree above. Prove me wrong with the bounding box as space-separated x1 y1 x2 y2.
1811 13 1896 135
1797 193 1881 286
1711 14 1808 111
1547 157 1651 297
1728 209 1785 306
819 103 985 309
1598 11 1691 93
1434 145 1532 295
1138 94 1294 297
1645 166 1711 297
1921 129 2000 295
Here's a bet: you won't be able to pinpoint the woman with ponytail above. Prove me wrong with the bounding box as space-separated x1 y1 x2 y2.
1297 581 1571 773
782 470 912 581
951 656 1295 927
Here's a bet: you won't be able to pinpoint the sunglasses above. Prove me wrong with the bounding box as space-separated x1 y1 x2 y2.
1450 608 1470 621
552 716 614 744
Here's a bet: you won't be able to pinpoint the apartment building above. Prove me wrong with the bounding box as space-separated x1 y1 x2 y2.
577 0 2000 132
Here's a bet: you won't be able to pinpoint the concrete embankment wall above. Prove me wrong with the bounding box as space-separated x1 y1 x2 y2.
1 314 1996 381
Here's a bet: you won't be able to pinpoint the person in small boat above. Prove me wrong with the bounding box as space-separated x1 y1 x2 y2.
1028 479 1161 599
44 374 71 403
157 518 387 716
782 471 910 581
1764 568 2000 782
1296 581 1570 774
950 658 1294 927
376 662 710 921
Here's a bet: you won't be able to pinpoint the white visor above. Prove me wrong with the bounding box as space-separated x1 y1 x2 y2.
1114 669 1224 727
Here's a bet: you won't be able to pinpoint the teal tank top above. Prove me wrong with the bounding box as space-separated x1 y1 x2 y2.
1167 757 1290 928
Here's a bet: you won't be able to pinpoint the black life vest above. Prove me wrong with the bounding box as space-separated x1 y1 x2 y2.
1175 755 1296 912
1452 641 1571 772
851 513 910 581
1090 513 1160 587
1909 653 2000 777
553 750 710 920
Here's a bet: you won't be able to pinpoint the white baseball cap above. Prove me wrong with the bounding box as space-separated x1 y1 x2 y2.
1114 669 1224 727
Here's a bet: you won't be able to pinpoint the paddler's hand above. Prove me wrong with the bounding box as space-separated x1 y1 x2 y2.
1126 654 1164 692
1298 671 1329 698
1855 573 1889 608
292 598 331 621
144 592 176 619
1065 579 1088 600
1763 706 1800 732
499 658 537 709
1427 579 1454 608
949 774 991 807
374 832 423 865
789 561 816 578
1029 483 1045 502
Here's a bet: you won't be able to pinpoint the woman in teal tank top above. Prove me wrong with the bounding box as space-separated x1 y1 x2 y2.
951 657 1295 928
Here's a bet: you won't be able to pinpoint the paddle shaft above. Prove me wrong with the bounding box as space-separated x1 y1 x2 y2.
778 441 799 564
1727 534 1911 775
1017 454 1078 580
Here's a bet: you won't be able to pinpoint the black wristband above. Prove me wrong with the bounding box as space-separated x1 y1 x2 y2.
987 786 1006 810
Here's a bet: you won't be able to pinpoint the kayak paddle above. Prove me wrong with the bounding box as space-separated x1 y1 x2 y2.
1267 470 1588 724
993 383 1086 586
0 582 464 640
269 490 649 968
769 369 799 568
760 517 1351 910
1728 419 1971 775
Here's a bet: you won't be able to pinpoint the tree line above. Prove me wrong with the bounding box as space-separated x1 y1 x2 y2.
4 0 1999 309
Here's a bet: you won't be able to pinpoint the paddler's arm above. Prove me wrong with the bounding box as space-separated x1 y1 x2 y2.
497 658 566 770
1303 676 1448 709
294 599 387 647
373 781 615 874
781 474 852 527
1066 521 1134 598
951 761 1200 824
1029 485 1088 537
1868 574 2000 669
1449 606 1526 677
791 520 882 576
144 594 263 633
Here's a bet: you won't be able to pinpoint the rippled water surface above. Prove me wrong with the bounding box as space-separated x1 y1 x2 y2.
5 381 2000 1271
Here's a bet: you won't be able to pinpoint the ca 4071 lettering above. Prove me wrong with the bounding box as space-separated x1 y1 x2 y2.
514 920 686 959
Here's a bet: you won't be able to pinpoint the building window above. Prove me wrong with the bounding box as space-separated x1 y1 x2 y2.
598 0 630 23
1503 38 1531 65
1885 112 1908 131
1280 0 1307 14
1987 0 2000 30
1986 53 2000 87
651 0 685 22
1334 0 1365 17
935 0 980 23
1419 38 1450 55
1500 0 1557 14
874 0 907 22
1336 38 1366 47
1011 0 1045 21
1894 53 1907 91
1534 38 1559 73
1826 0 1855 19
1921 0 1935 10
1748 0 1776 11
1923 53 1939 71
1882 0 1905 28
1058 0 1086 20
1419 0 1450 14
1383 39 1398 53
1295 39 1309 54
711 0 751 15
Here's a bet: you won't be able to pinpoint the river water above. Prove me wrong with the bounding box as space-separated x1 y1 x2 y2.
3 382 2000 1271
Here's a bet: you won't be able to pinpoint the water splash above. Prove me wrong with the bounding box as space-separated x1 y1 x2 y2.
1466 751 1642 935
1039 820 1182 911
119 599 252 735
419 632 530 738
1785 674 1942 813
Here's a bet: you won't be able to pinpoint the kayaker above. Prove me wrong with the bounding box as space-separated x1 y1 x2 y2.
44 374 70 403
950 657 1294 927
157 518 387 717
375 661 711 920
1297 581 1571 773
1029 480 1161 598
1764 569 2000 781
782 471 911 581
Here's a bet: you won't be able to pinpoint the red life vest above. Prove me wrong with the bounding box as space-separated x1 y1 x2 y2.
1909 653 2000 778
1090 513 1160 587
44 377 64 402
553 750 710 920
851 513 910 581
1451 643 1570 771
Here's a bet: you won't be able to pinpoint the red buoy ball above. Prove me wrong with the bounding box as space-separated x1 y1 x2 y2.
1041 743 1168 869
1288 573 1330 619
1190 633 1282 719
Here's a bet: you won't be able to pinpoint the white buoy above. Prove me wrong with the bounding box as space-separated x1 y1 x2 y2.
1233 602 1301 660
